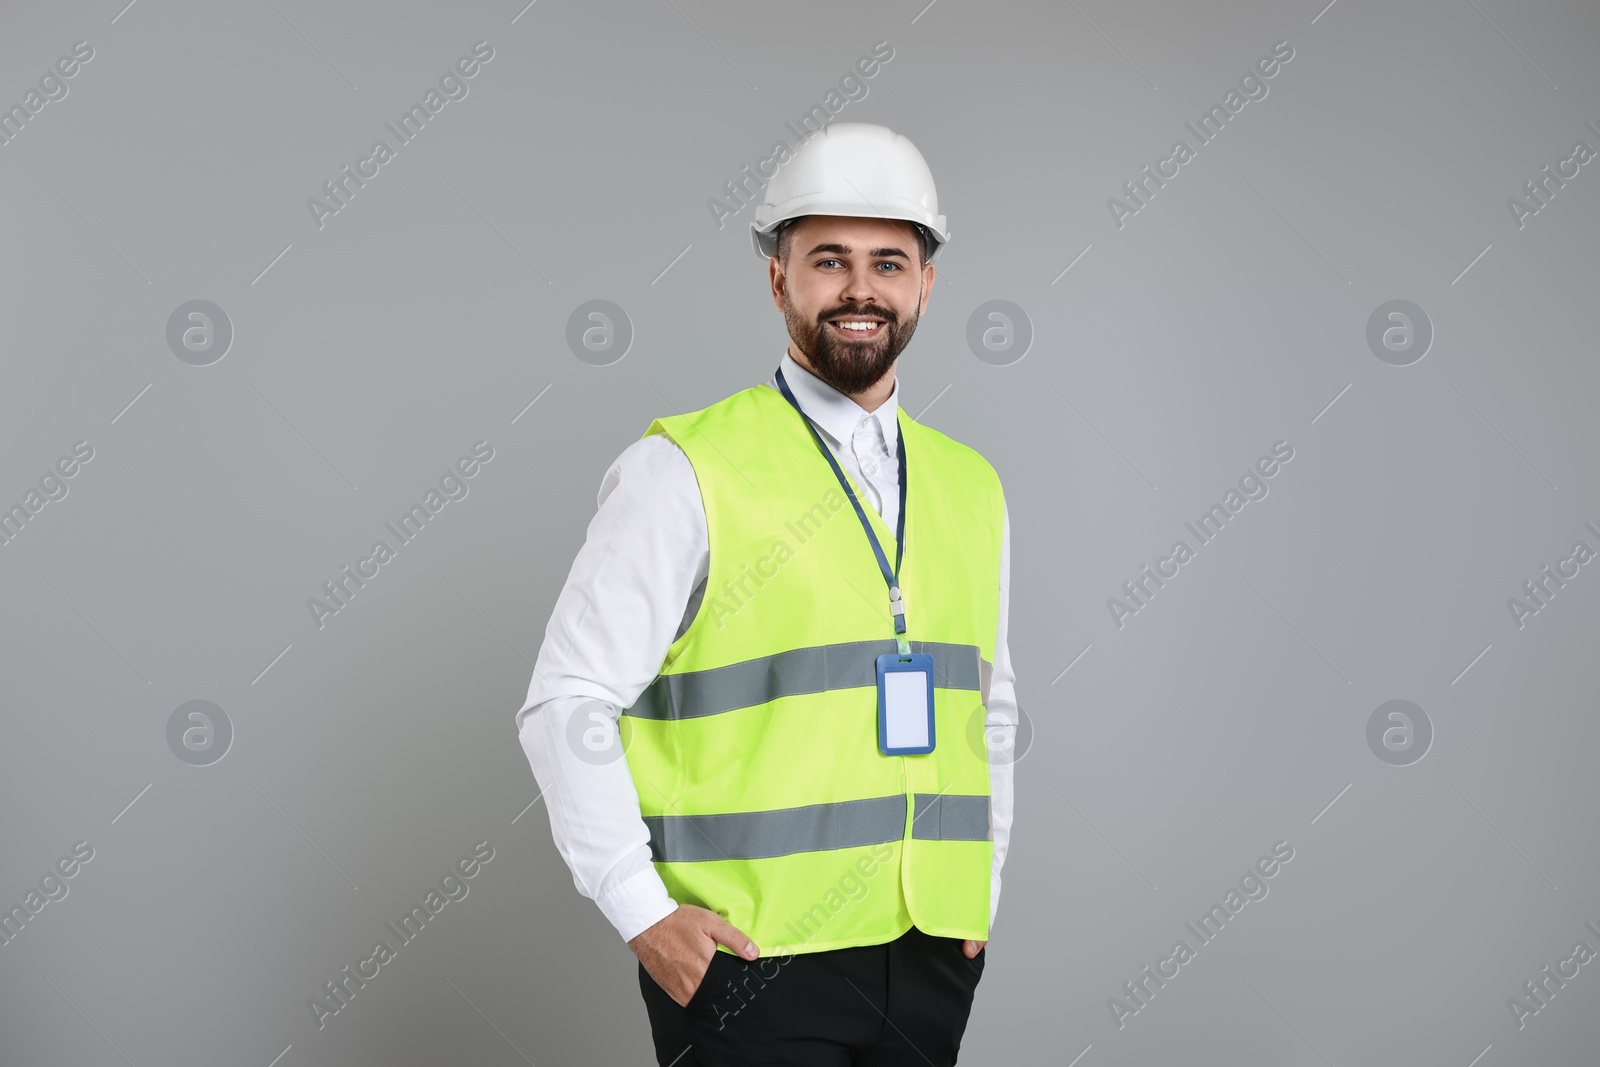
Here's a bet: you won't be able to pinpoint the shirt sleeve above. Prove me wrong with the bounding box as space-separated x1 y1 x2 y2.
514 432 709 943
987 495 1017 931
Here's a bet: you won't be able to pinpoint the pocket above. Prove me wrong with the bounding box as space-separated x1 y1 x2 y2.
686 949 723 1009
959 942 986 986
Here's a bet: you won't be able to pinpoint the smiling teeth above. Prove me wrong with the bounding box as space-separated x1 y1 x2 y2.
837 321 879 331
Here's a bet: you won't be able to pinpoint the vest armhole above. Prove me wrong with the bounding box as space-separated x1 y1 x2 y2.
655 426 717 671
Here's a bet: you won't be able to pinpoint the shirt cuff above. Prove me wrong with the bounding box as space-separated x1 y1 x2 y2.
596 864 678 943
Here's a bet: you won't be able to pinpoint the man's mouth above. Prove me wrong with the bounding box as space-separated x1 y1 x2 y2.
827 317 887 340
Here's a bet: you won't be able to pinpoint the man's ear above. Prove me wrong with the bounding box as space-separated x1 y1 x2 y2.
769 256 786 312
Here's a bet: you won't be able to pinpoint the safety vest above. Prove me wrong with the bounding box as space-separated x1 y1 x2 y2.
622 380 1004 955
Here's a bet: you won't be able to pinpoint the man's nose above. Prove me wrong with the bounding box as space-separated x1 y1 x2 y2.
838 264 885 304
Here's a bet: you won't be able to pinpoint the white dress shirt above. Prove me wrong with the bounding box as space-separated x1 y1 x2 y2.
515 351 1017 943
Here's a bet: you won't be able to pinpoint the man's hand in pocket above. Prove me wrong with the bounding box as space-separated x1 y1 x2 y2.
629 905 760 1007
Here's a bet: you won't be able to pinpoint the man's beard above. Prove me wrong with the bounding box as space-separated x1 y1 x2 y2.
782 287 920 396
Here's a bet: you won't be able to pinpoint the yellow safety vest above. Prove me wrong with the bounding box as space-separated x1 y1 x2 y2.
622 381 1004 955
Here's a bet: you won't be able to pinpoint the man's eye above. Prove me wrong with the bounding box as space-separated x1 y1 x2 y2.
877 262 901 272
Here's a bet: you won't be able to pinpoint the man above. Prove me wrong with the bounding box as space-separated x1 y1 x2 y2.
515 122 1018 1066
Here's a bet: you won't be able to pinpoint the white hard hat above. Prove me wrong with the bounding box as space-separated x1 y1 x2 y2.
751 122 950 264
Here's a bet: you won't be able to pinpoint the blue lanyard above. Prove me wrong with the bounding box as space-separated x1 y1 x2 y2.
774 366 910 652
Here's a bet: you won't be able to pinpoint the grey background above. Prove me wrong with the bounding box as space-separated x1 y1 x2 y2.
2 0 1597 1064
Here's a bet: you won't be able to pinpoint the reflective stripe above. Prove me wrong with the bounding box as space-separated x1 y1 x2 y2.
646 795 904 863
645 793 993 862
626 639 990 721
911 793 991 842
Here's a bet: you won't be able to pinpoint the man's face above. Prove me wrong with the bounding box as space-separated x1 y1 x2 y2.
769 215 935 396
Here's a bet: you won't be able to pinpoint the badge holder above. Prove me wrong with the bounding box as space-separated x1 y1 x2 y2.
876 651 936 756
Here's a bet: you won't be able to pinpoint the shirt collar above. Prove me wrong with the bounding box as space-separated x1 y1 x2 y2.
769 350 900 452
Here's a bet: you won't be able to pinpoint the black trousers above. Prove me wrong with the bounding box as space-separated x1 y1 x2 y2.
639 925 986 1066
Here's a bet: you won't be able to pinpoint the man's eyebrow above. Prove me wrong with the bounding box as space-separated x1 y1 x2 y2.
805 243 912 261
